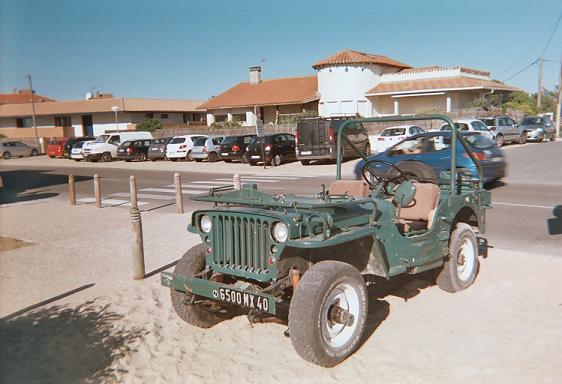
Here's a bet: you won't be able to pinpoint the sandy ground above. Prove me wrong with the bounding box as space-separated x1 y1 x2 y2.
1 200 561 383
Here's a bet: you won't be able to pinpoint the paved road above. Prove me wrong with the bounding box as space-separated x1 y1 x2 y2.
2 141 561 256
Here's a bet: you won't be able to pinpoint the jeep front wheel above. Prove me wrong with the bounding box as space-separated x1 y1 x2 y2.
171 244 236 328
288 261 368 367
437 223 479 292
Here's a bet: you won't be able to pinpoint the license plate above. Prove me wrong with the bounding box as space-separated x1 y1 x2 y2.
251 155 260 159
222 153 229 156
215 288 270 312
300 151 312 155
169 152 176 155
490 157 502 162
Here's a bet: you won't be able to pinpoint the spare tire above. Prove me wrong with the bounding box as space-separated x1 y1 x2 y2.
396 161 438 184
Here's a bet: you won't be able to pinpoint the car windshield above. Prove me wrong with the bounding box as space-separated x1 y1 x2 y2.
479 119 495 127
521 117 544 125
381 128 406 136
74 142 86 148
464 135 495 149
193 137 207 146
121 141 133 147
94 135 109 143
170 137 186 144
441 123 469 131
221 136 239 145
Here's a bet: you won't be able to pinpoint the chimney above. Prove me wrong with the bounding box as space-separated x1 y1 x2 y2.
249 66 262 84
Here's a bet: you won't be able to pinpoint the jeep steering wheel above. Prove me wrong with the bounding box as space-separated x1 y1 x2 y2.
361 159 408 193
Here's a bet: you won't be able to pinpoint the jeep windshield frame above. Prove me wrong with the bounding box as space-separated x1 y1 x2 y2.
335 114 483 193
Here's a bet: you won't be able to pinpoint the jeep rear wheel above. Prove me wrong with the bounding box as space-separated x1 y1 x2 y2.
437 223 479 293
171 244 236 328
288 261 368 367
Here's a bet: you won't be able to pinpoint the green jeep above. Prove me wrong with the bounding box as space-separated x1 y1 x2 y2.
162 115 490 366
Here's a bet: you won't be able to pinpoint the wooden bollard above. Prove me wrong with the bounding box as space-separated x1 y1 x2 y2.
130 175 138 209
174 172 184 214
130 207 145 280
69 174 76 206
94 174 101 208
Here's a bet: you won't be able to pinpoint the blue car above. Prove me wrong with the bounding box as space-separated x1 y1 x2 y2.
354 131 506 185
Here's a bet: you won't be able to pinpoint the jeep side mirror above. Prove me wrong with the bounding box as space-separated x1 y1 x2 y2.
393 180 416 208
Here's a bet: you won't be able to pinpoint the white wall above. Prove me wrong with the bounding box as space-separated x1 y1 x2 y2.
317 64 400 118
92 112 132 135
130 112 185 125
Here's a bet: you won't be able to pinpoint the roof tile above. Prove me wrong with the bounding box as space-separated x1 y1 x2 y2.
367 77 518 95
312 49 411 69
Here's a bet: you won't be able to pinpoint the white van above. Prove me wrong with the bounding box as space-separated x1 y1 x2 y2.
83 131 153 162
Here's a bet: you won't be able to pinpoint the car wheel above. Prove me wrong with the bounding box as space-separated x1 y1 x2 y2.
289 261 368 367
241 154 248 163
208 152 218 163
248 161 257 166
195 159 203 162
187 151 193 161
436 223 479 293
135 152 147 162
31 149 38 156
101 152 112 162
170 158 178 162
224 159 232 163
171 244 237 328
272 154 282 167
494 135 504 147
3 152 11 160
301 160 311 166
49 155 55 159
518 133 527 144
74 159 81 162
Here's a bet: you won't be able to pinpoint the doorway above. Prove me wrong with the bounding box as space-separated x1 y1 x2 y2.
82 115 94 136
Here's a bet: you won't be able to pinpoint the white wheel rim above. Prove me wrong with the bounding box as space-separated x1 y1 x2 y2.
457 238 475 282
320 283 361 349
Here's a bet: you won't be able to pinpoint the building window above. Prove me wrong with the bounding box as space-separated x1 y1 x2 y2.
16 117 33 128
145 112 154 118
232 113 247 122
160 113 168 119
215 115 227 122
183 113 192 123
54 116 72 127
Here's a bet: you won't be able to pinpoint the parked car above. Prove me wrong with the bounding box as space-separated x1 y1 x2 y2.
295 117 370 165
353 131 505 185
70 140 93 161
1 140 39 159
477 115 526 147
166 135 206 161
371 125 425 154
245 133 296 166
191 136 224 162
83 131 153 162
116 139 154 162
148 137 173 161
219 134 256 162
47 138 68 158
520 116 555 142
63 136 95 157
439 119 494 141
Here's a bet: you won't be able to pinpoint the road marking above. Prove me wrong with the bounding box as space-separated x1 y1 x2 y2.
76 197 148 206
493 202 553 209
141 187 207 194
112 192 174 200
189 181 233 185
213 178 281 183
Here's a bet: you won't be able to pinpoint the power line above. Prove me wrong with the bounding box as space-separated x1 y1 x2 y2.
502 59 538 82
539 12 562 58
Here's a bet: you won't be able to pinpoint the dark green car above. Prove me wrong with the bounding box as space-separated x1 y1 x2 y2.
162 114 490 366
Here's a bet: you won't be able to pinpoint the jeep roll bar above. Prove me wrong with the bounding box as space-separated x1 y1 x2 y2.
335 114 484 194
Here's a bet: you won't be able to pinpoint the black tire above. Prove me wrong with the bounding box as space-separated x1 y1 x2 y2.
272 154 282 167
396 160 438 184
436 223 479 293
494 135 504 147
171 244 236 328
300 160 311 166
195 159 203 162
550 135 556 142
2 152 11 160
187 151 193 161
101 152 112 162
288 261 368 367
74 159 81 162
135 152 146 162
208 152 218 163
248 161 257 166
49 155 55 159
170 158 178 162
518 133 527 144
31 149 38 156
241 154 248 163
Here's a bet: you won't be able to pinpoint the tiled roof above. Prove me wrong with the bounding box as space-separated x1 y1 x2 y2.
0 98 204 117
312 49 411 70
0 92 55 104
367 77 518 95
399 66 490 77
198 76 318 110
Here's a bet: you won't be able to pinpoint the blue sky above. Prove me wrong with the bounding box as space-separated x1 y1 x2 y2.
1 0 561 101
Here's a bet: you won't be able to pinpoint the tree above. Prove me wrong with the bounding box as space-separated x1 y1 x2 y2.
136 117 164 133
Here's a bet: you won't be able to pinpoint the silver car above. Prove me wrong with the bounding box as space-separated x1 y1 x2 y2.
1 140 39 159
191 136 224 162
520 116 555 142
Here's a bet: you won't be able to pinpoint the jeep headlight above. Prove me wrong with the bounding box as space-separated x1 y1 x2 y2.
272 222 288 243
200 215 212 233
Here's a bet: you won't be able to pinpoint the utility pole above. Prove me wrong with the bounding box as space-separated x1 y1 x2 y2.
537 57 544 111
27 75 40 151
556 52 562 139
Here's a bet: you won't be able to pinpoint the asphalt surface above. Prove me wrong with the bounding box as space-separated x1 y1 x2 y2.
1 141 561 256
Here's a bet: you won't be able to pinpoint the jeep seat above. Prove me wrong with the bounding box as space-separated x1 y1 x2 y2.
397 182 440 232
328 180 370 198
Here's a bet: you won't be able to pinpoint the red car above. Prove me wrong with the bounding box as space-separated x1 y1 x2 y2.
47 138 68 158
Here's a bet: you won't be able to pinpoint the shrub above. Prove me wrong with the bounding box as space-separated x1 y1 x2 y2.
136 117 164 133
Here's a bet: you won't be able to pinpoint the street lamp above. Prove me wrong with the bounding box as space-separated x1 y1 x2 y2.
111 105 120 132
